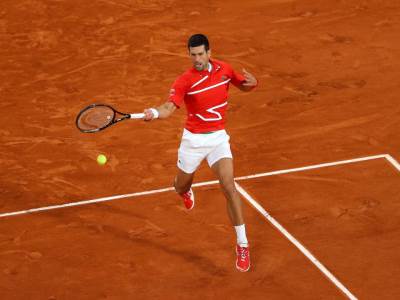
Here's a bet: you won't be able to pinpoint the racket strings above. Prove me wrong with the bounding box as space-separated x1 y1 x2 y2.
77 106 114 131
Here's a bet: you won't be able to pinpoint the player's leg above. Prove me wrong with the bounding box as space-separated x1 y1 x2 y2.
174 168 194 194
207 131 250 272
175 129 206 210
206 132 243 226
210 158 245 229
211 158 250 272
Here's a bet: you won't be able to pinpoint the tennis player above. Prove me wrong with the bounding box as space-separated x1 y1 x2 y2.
143 34 257 272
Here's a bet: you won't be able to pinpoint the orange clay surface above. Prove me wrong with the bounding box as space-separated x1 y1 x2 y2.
1 0 400 299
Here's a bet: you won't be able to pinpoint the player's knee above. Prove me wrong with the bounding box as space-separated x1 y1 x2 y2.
221 181 236 199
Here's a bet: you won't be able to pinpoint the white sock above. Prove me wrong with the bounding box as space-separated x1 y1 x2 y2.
234 224 248 247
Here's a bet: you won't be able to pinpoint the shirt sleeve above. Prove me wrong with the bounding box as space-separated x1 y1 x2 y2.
228 65 246 88
168 75 188 108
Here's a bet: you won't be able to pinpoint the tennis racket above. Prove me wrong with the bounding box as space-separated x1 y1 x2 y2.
76 103 145 133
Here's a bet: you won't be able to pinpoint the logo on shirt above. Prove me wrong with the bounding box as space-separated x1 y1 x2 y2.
221 75 228 81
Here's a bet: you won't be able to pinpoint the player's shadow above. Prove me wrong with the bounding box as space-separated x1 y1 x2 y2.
47 206 227 277
97 222 228 277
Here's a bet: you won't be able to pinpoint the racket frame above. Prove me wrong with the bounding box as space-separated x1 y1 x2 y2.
76 103 143 133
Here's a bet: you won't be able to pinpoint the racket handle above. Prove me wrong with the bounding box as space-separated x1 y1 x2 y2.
129 113 145 119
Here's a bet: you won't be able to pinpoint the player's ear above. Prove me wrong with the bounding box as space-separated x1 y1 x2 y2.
208 49 211 57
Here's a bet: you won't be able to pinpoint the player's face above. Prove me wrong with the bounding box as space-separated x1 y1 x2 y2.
189 45 211 71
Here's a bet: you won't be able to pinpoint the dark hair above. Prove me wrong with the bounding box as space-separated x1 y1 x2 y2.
187 34 209 51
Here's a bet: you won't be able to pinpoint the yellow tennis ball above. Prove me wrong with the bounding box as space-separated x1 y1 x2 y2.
97 154 107 165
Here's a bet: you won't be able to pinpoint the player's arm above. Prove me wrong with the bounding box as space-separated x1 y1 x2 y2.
143 101 177 121
143 75 187 121
236 68 258 92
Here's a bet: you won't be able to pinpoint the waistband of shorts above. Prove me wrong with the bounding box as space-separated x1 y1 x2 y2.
183 128 224 135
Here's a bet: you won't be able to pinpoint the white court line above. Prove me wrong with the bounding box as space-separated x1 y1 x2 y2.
1 154 399 219
0 187 174 218
235 154 388 181
385 154 400 172
235 182 358 300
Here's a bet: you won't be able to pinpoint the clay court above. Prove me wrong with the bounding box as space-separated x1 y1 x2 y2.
1 0 400 299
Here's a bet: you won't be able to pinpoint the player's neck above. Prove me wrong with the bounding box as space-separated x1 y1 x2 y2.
199 62 212 72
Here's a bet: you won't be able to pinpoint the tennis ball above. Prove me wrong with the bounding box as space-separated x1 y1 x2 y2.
97 154 107 165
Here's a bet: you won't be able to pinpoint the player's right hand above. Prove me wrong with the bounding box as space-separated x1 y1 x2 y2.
143 108 155 121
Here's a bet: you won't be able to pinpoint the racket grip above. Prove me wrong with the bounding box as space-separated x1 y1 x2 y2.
129 113 145 119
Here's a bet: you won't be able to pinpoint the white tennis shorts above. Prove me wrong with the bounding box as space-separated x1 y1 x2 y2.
177 129 233 174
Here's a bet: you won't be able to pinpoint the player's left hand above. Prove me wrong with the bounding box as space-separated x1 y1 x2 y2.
242 68 258 87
